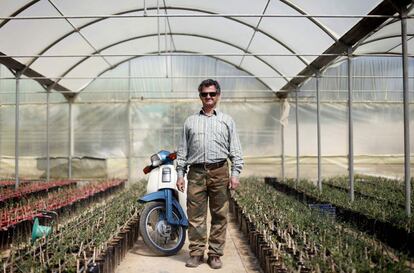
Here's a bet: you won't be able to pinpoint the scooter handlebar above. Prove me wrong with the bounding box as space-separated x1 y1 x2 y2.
167 152 177 160
143 151 177 174
143 165 153 174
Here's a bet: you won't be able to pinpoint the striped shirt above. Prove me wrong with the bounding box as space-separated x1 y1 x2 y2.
176 109 244 178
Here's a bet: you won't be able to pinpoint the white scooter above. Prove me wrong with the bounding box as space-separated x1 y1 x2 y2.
138 150 188 255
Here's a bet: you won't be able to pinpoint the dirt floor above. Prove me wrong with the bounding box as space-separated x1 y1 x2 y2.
115 213 262 273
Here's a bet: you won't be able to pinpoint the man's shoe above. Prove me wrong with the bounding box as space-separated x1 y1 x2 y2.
207 256 222 269
185 255 204 268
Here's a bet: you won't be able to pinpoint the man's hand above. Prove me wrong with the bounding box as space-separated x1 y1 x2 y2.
176 177 185 192
229 176 240 190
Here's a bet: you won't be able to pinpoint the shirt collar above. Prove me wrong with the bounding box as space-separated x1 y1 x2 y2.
199 108 218 116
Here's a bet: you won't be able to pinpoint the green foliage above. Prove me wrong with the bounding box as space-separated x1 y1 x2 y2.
325 174 410 208
235 177 410 273
1 181 146 272
285 175 414 231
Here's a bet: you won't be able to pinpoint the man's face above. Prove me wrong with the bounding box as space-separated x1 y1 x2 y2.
199 85 220 109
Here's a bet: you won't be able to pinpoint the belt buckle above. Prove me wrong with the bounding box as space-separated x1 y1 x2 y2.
203 162 208 171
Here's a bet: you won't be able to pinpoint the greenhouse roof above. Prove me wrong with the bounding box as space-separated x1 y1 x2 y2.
0 0 412 98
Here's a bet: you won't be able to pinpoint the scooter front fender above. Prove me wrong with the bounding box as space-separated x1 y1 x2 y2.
138 190 188 227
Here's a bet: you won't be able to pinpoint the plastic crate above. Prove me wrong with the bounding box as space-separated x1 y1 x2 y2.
308 203 336 218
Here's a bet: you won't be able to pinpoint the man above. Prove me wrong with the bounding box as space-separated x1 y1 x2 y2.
176 79 244 269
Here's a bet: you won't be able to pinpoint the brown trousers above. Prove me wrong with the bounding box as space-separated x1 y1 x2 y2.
186 162 230 257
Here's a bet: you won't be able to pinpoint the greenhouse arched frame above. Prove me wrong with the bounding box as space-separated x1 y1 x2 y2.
0 0 413 217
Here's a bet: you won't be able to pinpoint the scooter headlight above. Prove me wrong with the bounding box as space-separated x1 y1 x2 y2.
150 153 162 167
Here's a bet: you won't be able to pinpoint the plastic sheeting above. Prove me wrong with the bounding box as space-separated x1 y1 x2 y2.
0 100 281 179
0 54 413 180
1 0 410 93
0 99 412 179
0 64 67 104
79 55 272 101
299 56 414 102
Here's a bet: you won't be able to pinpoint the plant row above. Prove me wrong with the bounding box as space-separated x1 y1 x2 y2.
0 179 125 230
234 177 409 273
322 174 412 209
0 180 31 188
0 179 77 203
1 181 146 272
282 177 414 233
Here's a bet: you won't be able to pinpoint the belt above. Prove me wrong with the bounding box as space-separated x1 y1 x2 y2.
191 160 227 170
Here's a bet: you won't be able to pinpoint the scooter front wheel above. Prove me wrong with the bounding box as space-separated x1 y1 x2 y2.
139 201 186 256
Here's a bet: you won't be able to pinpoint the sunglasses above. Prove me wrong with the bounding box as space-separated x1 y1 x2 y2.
199 92 218 98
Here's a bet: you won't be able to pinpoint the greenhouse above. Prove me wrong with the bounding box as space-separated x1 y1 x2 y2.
0 0 413 272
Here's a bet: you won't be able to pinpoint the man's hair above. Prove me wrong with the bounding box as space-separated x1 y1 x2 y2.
198 79 221 93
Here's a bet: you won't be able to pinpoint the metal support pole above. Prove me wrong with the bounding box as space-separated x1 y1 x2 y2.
1 52 413 59
157 0 160 54
127 60 132 183
0 13 400 19
316 72 322 192
173 104 176 148
170 34 174 92
165 12 168 77
281 102 285 182
68 99 74 178
295 89 300 186
347 48 354 202
46 90 50 182
401 9 411 217
15 72 21 189
0 101 2 176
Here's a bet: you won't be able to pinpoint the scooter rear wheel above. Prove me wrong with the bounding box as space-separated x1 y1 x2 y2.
139 201 186 256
